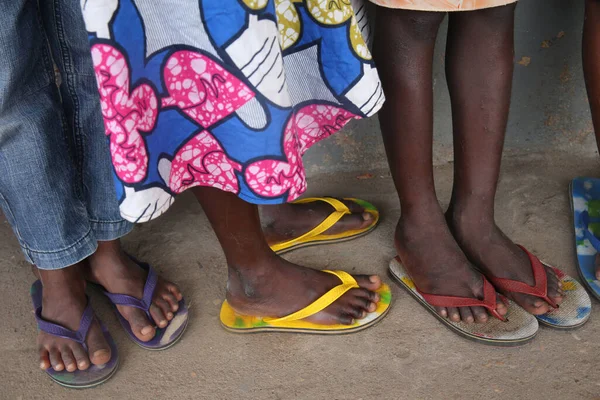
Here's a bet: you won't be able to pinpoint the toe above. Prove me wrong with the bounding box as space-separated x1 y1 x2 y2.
338 313 354 325
349 295 373 313
118 305 156 341
71 344 90 370
346 306 366 320
154 297 173 321
459 307 474 324
447 307 460 322
150 303 169 328
49 348 64 372
352 287 380 303
471 306 489 323
39 347 51 370
162 292 179 312
166 282 183 302
435 306 448 318
341 199 365 214
60 347 77 372
353 275 382 291
86 321 112 365
338 213 372 231
595 254 600 280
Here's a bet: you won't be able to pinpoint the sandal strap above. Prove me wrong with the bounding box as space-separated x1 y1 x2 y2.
487 245 558 309
103 264 158 314
417 278 505 321
580 211 600 252
264 270 359 323
35 300 94 346
270 197 350 252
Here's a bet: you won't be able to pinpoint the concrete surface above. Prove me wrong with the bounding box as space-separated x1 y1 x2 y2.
2 154 600 400
304 0 595 174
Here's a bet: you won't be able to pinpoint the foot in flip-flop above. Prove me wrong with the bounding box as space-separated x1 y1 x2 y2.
85 240 188 350
32 267 118 388
571 177 600 300
220 256 392 333
262 197 379 254
448 203 591 329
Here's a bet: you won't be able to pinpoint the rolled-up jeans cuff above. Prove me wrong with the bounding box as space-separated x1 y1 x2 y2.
24 229 98 270
91 219 133 241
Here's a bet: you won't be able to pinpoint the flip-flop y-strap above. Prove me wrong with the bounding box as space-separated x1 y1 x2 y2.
388 258 538 346
103 265 189 350
487 246 591 329
270 197 379 254
416 277 506 322
30 280 119 389
487 245 559 309
220 270 393 334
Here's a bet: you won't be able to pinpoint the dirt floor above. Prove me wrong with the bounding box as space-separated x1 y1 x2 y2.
2 153 600 400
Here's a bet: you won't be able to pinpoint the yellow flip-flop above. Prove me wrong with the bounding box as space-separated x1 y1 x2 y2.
270 197 380 254
220 270 392 334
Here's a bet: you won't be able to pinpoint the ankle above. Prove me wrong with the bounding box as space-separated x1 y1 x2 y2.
446 201 495 227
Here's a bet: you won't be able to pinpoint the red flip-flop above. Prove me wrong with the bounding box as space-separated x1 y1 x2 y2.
389 257 538 346
485 246 591 330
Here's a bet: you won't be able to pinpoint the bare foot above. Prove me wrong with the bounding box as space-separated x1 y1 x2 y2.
226 254 382 325
84 240 183 342
395 209 508 324
36 266 111 372
261 199 374 246
447 205 565 315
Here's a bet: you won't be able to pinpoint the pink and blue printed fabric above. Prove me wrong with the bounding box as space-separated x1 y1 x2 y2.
81 0 384 222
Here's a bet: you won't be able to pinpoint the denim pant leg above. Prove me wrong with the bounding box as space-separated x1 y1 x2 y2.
40 0 133 240
0 0 98 269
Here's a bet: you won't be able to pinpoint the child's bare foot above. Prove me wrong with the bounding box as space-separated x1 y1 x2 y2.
447 204 565 315
226 254 382 325
395 208 507 324
36 266 111 372
261 199 374 246
84 240 183 342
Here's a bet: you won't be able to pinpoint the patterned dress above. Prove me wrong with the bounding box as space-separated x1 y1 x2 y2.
80 0 383 222
369 0 517 11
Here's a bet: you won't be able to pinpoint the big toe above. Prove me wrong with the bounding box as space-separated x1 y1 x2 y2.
86 322 112 365
118 305 156 342
354 274 382 291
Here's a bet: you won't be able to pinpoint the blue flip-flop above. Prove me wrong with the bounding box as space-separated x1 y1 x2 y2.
31 280 119 388
571 177 600 301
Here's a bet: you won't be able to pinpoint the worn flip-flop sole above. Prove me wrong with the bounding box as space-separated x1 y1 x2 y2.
570 177 600 302
534 261 591 330
220 282 392 334
274 198 380 255
31 281 119 389
111 298 189 351
388 259 538 346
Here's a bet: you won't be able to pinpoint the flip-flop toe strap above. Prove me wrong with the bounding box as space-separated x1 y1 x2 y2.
103 266 158 318
489 245 559 309
35 301 94 347
264 270 359 323
417 278 505 321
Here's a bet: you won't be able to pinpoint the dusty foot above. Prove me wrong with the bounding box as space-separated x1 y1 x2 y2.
36 266 111 372
395 210 508 324
226 253 382 325
84 240 183 342
447 205 565 315
261 198 374 246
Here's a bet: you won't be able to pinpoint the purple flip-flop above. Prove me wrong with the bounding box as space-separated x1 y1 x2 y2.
102 260 189 350
30 280 119 389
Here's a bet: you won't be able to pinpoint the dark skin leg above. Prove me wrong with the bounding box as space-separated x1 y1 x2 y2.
583 0 600 279
444 4 564 314
36 265 111 372
260 200 374 247
193 187 382 325
373 10 507 324
83 240 184 342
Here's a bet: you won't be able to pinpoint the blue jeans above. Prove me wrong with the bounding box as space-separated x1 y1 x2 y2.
0 0 132 269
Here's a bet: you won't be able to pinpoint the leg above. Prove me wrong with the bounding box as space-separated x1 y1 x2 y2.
583 0 600 279
444 4 564 314
0 0 110 372
372 9 507 324
193 187 382 325
39 0 183 342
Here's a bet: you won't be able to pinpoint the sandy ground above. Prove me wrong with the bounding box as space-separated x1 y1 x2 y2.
2 153 600 400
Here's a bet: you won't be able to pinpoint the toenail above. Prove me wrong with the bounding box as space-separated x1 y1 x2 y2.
167 312 173 319
369 276 378 283
141 326 154 335
79 361 87 368
40 362 47 369
160 320 167 327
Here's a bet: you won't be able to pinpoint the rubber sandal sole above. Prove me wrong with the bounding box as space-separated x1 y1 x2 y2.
388 259 538 347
